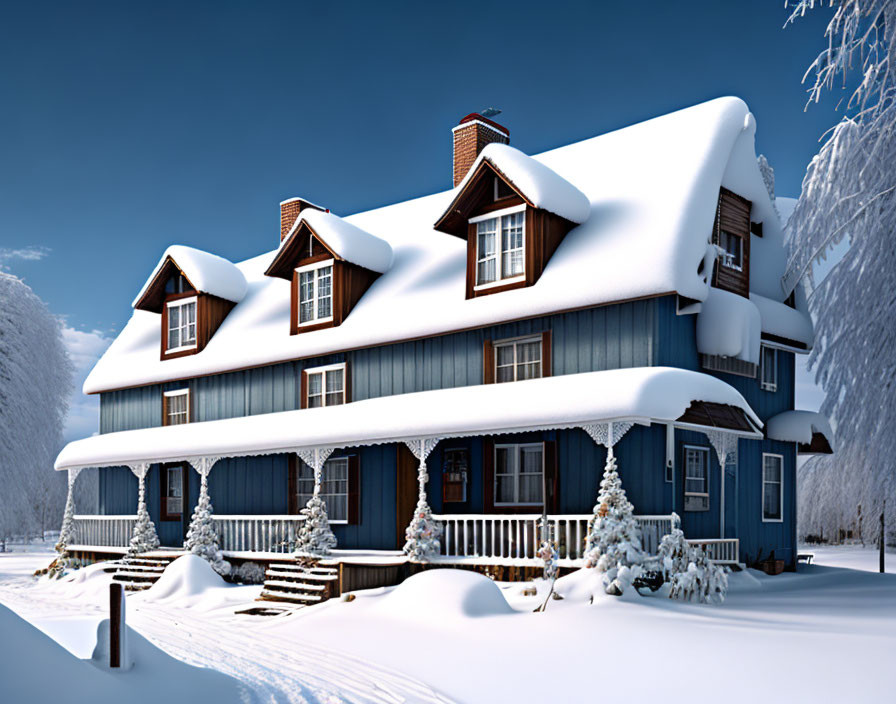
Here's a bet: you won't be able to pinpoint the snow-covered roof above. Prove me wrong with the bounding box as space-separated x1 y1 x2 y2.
274 208 393 275
767 410 834 452
132 245 248 309
443 143 591 225
87 97 811 394
59 367 761 470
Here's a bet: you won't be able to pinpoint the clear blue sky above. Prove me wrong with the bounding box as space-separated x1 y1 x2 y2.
0 1 838 436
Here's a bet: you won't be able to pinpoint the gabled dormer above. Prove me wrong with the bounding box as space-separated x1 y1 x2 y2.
710 187 753 297
434 135 590 299
132 246 247 360
265 206 392 335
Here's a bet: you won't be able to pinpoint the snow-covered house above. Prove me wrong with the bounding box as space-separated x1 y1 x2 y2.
55 98 833 589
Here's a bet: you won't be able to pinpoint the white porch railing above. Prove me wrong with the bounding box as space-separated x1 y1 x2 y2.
213 515 305 553
432 514 674 562
71 515 137 548
687 538 740 565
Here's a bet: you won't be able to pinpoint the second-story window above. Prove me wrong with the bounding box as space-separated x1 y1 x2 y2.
166 297 197 351
719 231 743 270
760 344 777 392
472 206 525 289
495 336 542 382
297 259 333 326
163 389 190 425
305 363 346 408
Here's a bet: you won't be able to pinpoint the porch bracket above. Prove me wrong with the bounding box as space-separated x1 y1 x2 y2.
580 421 635 456
294 447 338 557
402 438 443 562
702 430 739 540
127 462 159 555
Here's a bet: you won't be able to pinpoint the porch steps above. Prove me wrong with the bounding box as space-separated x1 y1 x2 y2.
257 560 340 607
111 555 176 591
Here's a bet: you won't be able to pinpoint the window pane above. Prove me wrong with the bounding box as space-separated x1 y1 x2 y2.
517 341 540 364
308 373 322 395
496 366 514 383
764 483 781 519
764 456 782 483
496 345 514 367
168 327 180 349
501 212 524 278
326 369 343 392
317 267 332 319
477 220 497 284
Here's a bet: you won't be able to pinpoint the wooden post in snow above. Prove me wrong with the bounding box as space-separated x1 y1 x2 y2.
110 582 123 668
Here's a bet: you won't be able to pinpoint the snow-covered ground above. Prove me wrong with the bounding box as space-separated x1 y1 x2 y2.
1 545 894 703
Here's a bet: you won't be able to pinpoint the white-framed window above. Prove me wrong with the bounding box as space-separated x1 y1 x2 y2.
166 297 197 351
760 344 777 392
495 443 543 506
494 335 542 383
683 445 710 512
719 231 743 271
296 457 349 523
471 205 525 289
296 259 334 326
164 465 183 517
762 453 784 522
163 389 190 425
305 363 346 408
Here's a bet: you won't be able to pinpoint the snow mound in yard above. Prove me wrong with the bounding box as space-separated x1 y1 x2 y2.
375 569 515 620
140 554 225 603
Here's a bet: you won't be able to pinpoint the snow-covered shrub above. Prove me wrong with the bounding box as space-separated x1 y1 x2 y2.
295 495 338 556
403 499 441 561
537 538 559 582
658 514 728 604
184 486 230 576
128 477 159 556
583 452 645 595
233 561 266 584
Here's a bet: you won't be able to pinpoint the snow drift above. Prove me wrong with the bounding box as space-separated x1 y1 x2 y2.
140 554 226 604
374 569 515 621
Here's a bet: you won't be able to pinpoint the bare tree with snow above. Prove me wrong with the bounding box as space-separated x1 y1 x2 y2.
785 0 896 543
0 273 72 546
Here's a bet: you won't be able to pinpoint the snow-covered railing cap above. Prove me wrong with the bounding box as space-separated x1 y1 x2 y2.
766 410 834 454
132 245 248 313
266 208 393 278
435 143 591 231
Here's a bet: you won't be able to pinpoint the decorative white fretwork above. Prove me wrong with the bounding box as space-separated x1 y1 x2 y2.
127 462 159 555
294 447 338 556
703 430 739 476
580 421 635 455
402 438 443 562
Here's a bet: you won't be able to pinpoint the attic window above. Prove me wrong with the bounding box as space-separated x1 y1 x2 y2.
494 177 515 201
471 206 525 289
297 259 334 326
719 230 743 271
166 297 197 352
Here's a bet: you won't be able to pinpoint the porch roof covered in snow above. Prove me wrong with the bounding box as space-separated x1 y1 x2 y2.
55 367 761 472
766 410 834 455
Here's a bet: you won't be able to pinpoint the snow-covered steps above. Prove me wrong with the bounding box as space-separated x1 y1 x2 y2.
112 554 176 591
257 560 340 607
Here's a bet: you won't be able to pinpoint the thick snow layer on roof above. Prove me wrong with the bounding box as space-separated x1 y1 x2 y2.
750 293 814 347
282 208 393 274
697 288 762 364
767 410 834 449
454 143 591 224
86 97 803 394
59 368 760 469
132 245 248 308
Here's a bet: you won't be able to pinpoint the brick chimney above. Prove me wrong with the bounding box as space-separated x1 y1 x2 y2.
452 113 510 187
280 198 323 242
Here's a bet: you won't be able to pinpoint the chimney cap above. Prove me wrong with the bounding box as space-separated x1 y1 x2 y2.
454 113 509 138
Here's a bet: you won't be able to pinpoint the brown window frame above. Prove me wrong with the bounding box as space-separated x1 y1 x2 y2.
162 388 191 426
483 330 551 384
300 362 351 409
288 453 360 524
160 462 188 521
483 438 557 514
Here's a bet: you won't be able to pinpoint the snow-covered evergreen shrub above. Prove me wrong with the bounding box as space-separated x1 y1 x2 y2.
583 452 645 594
234 561 266 584
403 498 441 561
295 495 337 556
128 475 159 556
537 538 559 582
658 514 728 604
184 483 230 576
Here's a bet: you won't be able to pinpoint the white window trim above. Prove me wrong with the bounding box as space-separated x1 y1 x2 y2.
719 231 744 272
165 296 198 352
296 258 335 327
760 344 778 392
683 444 710 511
761 453 785 523
471 205 527 291
493 334 543 383
296 455 350 525
304 362 346 408
163 388 190 424
494 442 544 507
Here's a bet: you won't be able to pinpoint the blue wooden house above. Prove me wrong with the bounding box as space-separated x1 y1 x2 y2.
56 98 833 590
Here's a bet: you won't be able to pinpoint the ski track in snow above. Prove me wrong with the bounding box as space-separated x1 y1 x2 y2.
0 571 452 704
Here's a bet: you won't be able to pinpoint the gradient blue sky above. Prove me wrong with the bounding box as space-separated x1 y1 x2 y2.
0 1 838 437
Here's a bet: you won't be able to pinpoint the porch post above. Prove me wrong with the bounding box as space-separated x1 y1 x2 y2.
184 456 229 574
56 467 82 557
295 447 337 556
127 462 159 555
703 430 739 539
402 438 442 562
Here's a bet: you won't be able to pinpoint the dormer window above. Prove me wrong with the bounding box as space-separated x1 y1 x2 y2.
472 207 525 289
165 297 197 352
719 230 743 271
297 259 334 326
711 188 752 297
494 176 515 201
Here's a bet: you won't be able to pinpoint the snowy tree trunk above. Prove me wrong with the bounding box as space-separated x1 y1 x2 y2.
184 457 229 575
294 448 338 557
402 438 442 562
127 463 159 556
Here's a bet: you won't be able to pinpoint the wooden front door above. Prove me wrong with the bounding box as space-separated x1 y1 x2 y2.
395 444 418 549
